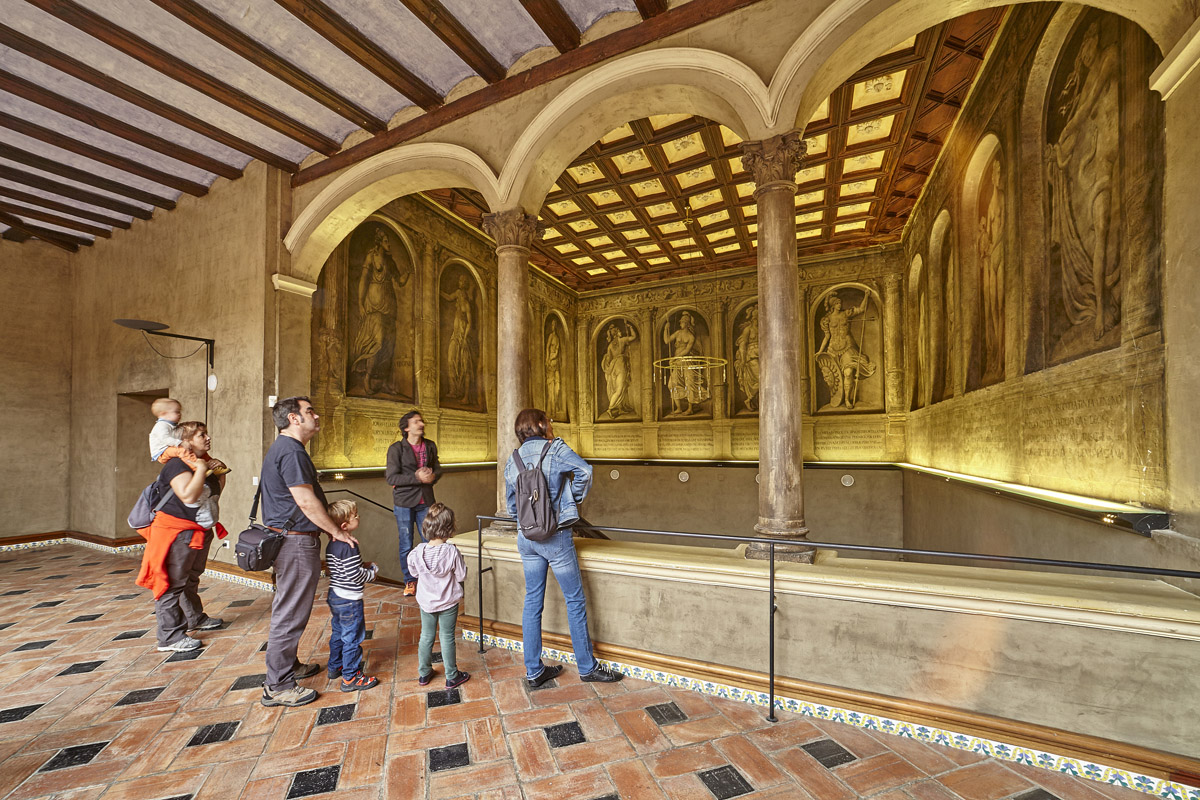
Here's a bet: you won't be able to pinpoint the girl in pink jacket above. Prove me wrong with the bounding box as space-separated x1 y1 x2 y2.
406 503 469 688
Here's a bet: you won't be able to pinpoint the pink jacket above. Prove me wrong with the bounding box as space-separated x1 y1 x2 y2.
406 542 466 613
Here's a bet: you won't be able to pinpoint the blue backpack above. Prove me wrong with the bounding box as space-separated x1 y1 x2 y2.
127 480 174 529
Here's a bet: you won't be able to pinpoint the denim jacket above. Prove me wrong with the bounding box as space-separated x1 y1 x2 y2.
504 437 592 532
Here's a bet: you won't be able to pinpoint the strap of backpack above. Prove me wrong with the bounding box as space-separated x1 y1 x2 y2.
152 486 175 513
535 439 553 469
512 447 527 472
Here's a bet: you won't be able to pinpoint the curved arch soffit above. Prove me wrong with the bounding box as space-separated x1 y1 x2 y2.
962 132 1002 225
811 281 880 318
500 48 773 212
438 256 489 308
357 213 420 284
657 304 711 329
285 144 502 284
928 210 952 273
544 308 570 336
770 0 1182 132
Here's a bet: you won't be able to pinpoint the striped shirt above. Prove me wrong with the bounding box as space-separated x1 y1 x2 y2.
326 540 378 601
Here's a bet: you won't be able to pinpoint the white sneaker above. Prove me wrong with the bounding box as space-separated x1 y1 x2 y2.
157 636 202 653
261 684 318 707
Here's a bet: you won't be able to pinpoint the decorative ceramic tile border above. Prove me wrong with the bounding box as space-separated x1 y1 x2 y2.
462 630 1200 800
68 539 146 555
204 570 275 593
0 538 69 553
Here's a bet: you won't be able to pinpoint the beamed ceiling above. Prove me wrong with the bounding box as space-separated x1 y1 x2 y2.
427 8 1004 291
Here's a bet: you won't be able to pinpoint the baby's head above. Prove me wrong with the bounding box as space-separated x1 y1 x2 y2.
151 398 182 424
327 499 360 533
422 503 456 543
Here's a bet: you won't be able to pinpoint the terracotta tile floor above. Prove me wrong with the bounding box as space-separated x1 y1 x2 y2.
0 545 1155 800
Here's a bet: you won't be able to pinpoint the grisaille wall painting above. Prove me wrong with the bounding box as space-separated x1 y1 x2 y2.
731 303 760 416
813 286 883 414
439 263 485 413
595 317 640 422
344 221 415 401
977 154 1005 384
544 314 570 423
659 309 713 419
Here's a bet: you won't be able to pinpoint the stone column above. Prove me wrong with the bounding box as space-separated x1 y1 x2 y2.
741 131 810 560
482 210 540 523
417 238 439 408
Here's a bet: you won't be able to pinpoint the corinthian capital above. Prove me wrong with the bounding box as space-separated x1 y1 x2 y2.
482 209 542 250
740 130 807 187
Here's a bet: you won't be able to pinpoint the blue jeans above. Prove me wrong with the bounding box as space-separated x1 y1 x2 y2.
394 505 428 583
518 528 597 680
327 590 366 677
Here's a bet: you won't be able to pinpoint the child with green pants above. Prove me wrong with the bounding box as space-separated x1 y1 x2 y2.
406 502 469 688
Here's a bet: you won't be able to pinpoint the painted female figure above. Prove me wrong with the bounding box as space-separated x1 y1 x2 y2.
601 322 637 419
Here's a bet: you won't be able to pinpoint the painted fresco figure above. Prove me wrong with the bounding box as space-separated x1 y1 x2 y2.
816 292 877 410
601 322 637 419
734 305 760 412
1046 21 1121 345
350 230 409 395
662 312 710 417
979 158 1005 380
440 276 475 404
545 327 564 420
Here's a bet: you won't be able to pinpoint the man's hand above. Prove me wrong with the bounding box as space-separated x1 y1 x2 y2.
327 526 359 547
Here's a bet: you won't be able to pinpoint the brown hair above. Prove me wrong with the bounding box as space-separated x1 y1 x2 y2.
421 503 456 541
175 421 207 449
327 499 358 527
151 397 181 417
514 408 550 444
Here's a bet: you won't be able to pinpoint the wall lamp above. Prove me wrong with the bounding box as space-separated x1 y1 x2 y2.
114 318 215 424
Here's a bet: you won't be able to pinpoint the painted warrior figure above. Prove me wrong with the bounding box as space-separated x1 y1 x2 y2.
601 322 637 419
350 229 408 394
734 305 760 412
441 275 475 403
816 292 876 410
663 312 710 417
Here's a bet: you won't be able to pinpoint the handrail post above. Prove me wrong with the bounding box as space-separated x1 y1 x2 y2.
477 516 485 653
767 541 777 723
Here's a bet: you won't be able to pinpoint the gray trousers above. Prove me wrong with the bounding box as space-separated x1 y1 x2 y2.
154 530 205 646
265 533 322 691
178 528 213 628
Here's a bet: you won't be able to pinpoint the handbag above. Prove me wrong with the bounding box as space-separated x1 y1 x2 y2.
234 487 293 572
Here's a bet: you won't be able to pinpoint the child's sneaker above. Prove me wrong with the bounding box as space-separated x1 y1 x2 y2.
445 671 470 689
418 673 433 686
328 668 342 681
340 672 379 692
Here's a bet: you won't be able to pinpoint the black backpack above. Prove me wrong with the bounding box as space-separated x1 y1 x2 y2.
511 440 556 541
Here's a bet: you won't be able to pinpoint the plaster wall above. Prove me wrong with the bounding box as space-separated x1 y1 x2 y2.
67 162 274 554
1 240 72 535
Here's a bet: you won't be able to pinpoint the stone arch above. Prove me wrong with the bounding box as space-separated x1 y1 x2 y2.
960 132 1004 390
927 209 952 402
285 143 502 285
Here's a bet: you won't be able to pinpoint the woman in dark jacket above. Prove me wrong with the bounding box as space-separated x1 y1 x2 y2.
385 410 442 596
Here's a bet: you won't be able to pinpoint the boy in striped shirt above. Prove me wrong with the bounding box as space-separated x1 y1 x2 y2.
325 500 379 692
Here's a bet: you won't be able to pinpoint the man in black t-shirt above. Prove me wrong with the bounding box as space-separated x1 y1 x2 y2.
260 396 358 708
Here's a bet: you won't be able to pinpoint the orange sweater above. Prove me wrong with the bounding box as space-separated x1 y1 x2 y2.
136 512 227 600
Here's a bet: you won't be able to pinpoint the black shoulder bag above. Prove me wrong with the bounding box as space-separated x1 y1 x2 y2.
234 487 295 572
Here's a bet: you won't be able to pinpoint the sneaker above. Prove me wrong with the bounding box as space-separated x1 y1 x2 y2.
293 662 321 680
526 664 563 688
156 635 202 653
580 667 624 683
445 671 470 689
189 616 224 631
328 668 342 681
340 672 379 692
261 685 318 707
403 581 416 597
418 673 433 686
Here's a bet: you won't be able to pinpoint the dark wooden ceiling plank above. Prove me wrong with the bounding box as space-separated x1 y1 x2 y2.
146 0 387 133
633 0 668 19
1 227 32 241
0 23 298 172
518 0 579 53
0 163 153 219
296 0 768 186
0 69 238 181
0 209 82 250
0 142 176 209
398 0 507 83
0 199 110 236
22 0 341 155
0 108 210 196
0 184 131 228
274 0 442 110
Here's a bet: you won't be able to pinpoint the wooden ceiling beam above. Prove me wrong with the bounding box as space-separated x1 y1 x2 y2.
0 185 131 228
0 142 176 210
146 0 387 133
0 199 111 237
399 0 507 83
0 108 210 196
0 210 82 250
0 163 152 219
274 0 442 110
1 227 32 242
0 23 298 172
518 0 580 53
22 0 341 155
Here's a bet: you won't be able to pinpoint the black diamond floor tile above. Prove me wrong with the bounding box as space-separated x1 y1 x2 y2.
431 650 442 663
259 642 268 652
112 593 139 601
428 742 469 772
287 765 340 798
43 574 68 580
801 738 857 769
31 601 63 609
544 721 587 748
589 795 619 800
115 687 165 706
1016 791 1061 800
187 721 239 747
17 566 38 572
426 688 461 708
316 703 355 726
227 599 254 608
698 765 753 800
2 589 30 595
13 639 55 652
646 701 688 725
363 629 373 640
74 583 101 590
57 660 104 676
51 555 71 560
0 703 43 723
109 569 133 574
166 648 205 663
0 622 13 631
39 741 108 772
80 561 100 566
230 674 266 691
113 629 149 641
68 614 102 623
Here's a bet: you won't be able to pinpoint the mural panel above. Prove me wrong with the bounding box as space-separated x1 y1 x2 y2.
595 318 640 422
438 264 485 413
344 221 415 400
659 309 713 419
731 303 759 416
813 286 883 413
544 314 570 423
978 155 1006 383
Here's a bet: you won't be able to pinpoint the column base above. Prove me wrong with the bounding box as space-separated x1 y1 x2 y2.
485 515 519 538
748 520 814 563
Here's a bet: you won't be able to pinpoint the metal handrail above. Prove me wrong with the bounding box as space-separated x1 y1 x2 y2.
473 513 1200 723
324 488 392 513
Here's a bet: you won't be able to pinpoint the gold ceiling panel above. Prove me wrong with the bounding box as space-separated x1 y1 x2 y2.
649 113 691 130
852 70 907 110
631 179 666 198
845 114 895 146
567 163 604 184
613 149 651 174
676 164 716 189
662 132 705 163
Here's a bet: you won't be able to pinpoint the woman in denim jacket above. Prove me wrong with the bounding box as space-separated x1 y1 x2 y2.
504 408 623 687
